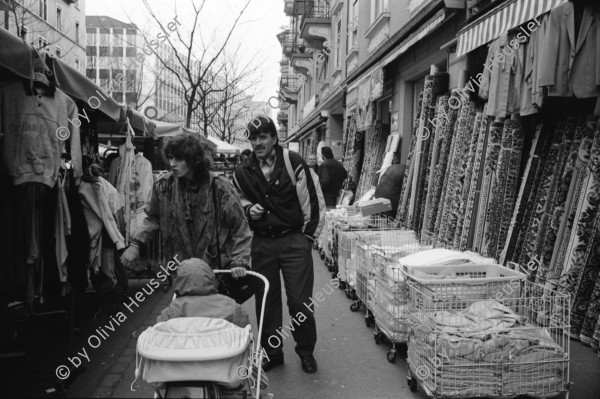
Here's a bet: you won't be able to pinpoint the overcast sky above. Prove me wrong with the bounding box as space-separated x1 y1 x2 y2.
86 0 288 104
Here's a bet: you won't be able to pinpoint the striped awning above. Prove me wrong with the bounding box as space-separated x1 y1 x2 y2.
456 0 567 57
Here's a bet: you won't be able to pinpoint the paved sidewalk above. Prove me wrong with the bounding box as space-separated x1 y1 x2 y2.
76 251 600 399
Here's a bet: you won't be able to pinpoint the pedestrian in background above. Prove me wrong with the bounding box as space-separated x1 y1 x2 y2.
307 153 319 172
317 146 347 207
233 116 325 374
374 163 405 218
241 149 252 161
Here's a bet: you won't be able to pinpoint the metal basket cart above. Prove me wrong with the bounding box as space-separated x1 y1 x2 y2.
404 265 571 398
352 228 424 329
329 205 362 285
340 216 402 303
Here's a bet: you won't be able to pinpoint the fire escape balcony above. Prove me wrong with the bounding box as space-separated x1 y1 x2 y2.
284 0 294 16
277 30 297 57
280 75 301 92
300 3 331 51
277 110 289 123
279 76 300 105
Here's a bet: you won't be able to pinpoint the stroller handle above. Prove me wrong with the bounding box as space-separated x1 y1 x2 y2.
213 269 269 399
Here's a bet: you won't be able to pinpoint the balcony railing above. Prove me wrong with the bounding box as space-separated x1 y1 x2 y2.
292 0 330 19
280 75 301 91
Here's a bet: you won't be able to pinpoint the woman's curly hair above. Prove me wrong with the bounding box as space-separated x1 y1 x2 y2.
162 133 210 180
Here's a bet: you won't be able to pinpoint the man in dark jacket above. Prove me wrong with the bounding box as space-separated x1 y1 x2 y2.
233 116 325 374
317 146 347 207
374 163 405 217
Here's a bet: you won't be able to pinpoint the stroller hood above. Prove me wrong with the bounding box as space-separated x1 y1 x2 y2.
173 258 219 297
137 317 251 361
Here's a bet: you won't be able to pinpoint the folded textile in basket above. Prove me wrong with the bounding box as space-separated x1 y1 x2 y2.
398 248 495 268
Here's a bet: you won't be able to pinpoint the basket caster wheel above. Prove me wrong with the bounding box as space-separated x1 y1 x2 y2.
339 281 346 289
374 332 381 345
350 302 359 312
408 377 417 392
346 290 353 299
365 318 372 327
387 351 397 363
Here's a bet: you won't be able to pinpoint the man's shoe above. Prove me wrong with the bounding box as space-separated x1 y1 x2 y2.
261 354 284 372
299 354 317 373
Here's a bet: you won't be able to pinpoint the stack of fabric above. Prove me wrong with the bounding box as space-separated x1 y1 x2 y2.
408 300 567 397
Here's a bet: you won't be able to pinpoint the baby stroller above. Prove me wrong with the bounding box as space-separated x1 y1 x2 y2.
135 269 270 398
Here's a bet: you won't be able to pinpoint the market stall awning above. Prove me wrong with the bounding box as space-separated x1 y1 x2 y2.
207 136 241 154
153 120 184 136
52 59 123 122
456 0 567 57
126 107 155 136
0 26 34 79
152 121 217 151
0 27 124 123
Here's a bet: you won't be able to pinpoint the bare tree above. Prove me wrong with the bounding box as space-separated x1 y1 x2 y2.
204 50 260 142
138 0 254 132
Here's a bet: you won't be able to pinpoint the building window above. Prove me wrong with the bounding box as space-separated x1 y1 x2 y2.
86 28 97 45
99 28 109 46
55 46 62 57
126 29 136 47
56 5 62 31
370 0 389 24
38 35 47 50
347 0 358 52
38 0 47 21
75 22 80 43
335 18 341 68
74 57 80 71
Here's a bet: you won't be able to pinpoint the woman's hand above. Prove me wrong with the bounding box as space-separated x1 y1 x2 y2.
120 246 140 268
231 267 247 278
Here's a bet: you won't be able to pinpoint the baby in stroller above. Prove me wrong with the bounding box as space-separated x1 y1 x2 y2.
135 258 268 398
156 258 249 328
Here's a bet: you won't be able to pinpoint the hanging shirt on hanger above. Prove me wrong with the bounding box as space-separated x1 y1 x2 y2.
0 80 82 187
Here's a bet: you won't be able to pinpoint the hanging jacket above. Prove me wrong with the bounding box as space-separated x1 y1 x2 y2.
0 79 82 187
79 177 125 288
539 2 600 98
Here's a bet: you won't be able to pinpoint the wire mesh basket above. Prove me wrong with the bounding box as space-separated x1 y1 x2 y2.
406 277 571 398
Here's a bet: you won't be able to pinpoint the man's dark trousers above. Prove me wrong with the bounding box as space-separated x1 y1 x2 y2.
252 232 316 357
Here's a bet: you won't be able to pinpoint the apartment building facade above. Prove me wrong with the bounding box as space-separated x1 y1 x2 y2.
1 0 86 71
279 0 478 163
